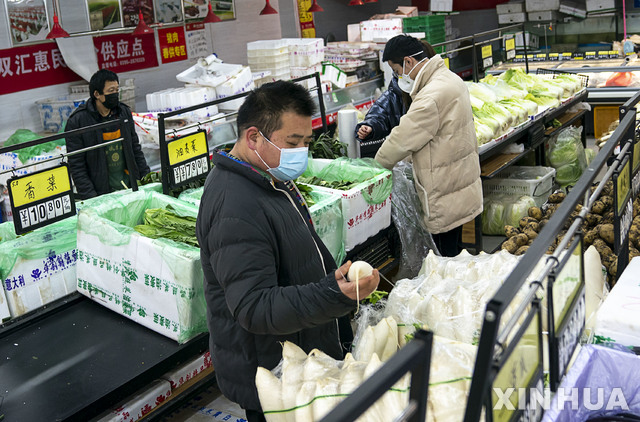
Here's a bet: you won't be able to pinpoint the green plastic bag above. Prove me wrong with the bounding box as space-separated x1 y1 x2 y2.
3 129 64 164
0 221 17 244
309 190 345 265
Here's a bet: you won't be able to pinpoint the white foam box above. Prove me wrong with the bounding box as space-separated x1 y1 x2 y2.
498 12 526 24
497 1 525 14
586 0 615 11
525 0 560 11
593 257 640 350
528 10 560 20
76 190 208 343
96 379 172 422
0 146 66 187
161 351 213 390
430 0 453 11
301 159 392 251
359 18 403 42
0 217 78 318
321 62 346 89
216 66 255 112
559 1 587 18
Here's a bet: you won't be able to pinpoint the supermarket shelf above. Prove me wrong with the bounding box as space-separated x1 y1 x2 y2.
587 87 640 102
543 90 588 123
545 109 588 137
481 152 527 178
0 294 209 421
478 120 532 161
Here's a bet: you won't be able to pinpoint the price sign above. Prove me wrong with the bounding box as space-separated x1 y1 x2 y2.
573 52 584 60
614 156 633 257
8 164 75 235
444 57 450 69
561 52 572 60
482 45 493 68
536 53 547 60
492 307 544 422
610 50 619 58
514 54 524 63
634 138 640 174
505 38 516 60
526 54 534 60
548 53 559 61
585 51 596 59
548 237 585 389
598 51 609 58
166 130 210 189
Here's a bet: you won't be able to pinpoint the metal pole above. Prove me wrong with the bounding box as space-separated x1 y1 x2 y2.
472 36 478 82
523 23 529 73
314 72 328 133
120 119 139 192
158 113 170 195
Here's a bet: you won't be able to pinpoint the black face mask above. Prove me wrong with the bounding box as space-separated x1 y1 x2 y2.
103 92 119 110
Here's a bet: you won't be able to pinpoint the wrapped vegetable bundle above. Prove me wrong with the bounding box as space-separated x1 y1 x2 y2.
546 126 587 187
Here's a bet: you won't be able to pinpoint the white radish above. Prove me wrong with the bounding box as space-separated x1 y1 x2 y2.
313 377 342 420
380 316 399 361
294 381 316 422
348 261 374 313
282 341 307 361
255 367 286 422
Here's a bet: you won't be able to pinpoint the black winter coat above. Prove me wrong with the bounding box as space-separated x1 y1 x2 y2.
65 99 150 199
196 152 356 411
355 77 406 142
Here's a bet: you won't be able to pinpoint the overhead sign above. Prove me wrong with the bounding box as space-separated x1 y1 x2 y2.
166 130 210 188
8 164 75 235
158 26 188 64
94 32 158 73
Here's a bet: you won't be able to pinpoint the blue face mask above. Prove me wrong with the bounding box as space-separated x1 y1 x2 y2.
255 130 309 181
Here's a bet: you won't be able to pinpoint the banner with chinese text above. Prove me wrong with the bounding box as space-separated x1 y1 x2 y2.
0 42 82 95
185 22 209 59
93 33 158 73
158 27 188 64
297 0 316 38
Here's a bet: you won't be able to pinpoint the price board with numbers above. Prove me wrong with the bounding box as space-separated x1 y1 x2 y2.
561 52 572 60
166 130 210 189
482 45 493 68
8 164 76 235
614 156 632 255
585 51 596 59
505 37 516 60
548 53 559 61
547 236 585 389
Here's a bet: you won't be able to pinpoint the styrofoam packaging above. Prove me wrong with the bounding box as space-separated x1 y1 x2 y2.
161 351 213 390
559 1 587 18
586 0 615 11
216 66 255 112
359 18 403 42
302 159 392 251
321 62 346 89
96 379 172 422
498 12 526 24
176 61 243 88
430 0 453 11
496 1 525 13
525 0 560 10
528 10 559 20
246 39 289 56
593 257 640 349
76 190 208 343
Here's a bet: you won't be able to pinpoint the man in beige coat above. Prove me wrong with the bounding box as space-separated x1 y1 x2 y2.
375 35 483 256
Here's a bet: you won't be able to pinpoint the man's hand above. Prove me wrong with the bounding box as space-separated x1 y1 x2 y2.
335 260 380 301
357 125 373 140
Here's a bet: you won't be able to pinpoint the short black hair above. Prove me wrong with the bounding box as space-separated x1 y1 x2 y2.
382 35 436 64
89 69 119 99
236 80 316 138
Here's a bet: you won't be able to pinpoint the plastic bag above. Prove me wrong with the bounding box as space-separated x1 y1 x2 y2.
546 126 587 187
3 129 64 164
505 195 536 228
0 221 17 244
482 194 507 235
390 160 438 279
302 157 392 204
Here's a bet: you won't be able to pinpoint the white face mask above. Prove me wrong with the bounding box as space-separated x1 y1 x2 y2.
397 51 428 93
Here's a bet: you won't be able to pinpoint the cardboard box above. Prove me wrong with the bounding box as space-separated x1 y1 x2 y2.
76 190 208 343
96 379 172 422
431 0 453 11
559 1 587 18
586 0 616 12
497 1 525 14
593 257 640 350
528 10 560 20
498 12 526 24
369 6 418 20
359 18 403 42
161 351 213 390
301 159 392 251
525 0 560 11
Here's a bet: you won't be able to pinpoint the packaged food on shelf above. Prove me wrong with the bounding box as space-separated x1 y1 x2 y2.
76 189 207 343
95 379 172 422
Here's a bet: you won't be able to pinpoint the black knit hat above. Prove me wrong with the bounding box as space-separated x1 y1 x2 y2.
382 35 427 64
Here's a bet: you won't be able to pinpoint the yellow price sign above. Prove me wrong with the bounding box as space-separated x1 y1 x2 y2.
444 57 450 69
562 52 572 58
586 51 596 56
635 140 640 172
515 54 524 59
168 131 208 166
536 53 546 59
505 38 515 51
526 54 534 59
549 53 559 57
482 45 493 59
617 159 631 215
9 165 71 208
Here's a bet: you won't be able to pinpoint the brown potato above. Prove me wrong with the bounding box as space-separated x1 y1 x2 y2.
502 239 518 254
608 258 618 277
527 239 534 246
600 196 613 210
591 201 606 215
514 233 529 247
601 211 614 225
548 192 566 203
546 245 556 254
603 180 614 196
524 229 538 240
586 213 603 227
539 218 549 231
504 225 520 238
519 217 538 228
525 221 540 232
515 245 529 256
584 228 599 245
528 207 543 220
630 247 640 260
598 223 615 245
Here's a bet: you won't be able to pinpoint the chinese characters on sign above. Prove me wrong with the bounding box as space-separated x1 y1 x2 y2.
297 0 316 38
94 33 158 73
0 43 82 95
8 164 75 235
166 130 210 188
158 27 188 64
185 22 209 59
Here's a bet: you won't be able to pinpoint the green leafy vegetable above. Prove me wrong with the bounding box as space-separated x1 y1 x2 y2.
134 205 199 247
309 132 347 159
364 290 388 305
296 175 359 191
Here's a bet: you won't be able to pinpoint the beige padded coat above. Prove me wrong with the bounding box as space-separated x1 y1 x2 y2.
375 54 483 234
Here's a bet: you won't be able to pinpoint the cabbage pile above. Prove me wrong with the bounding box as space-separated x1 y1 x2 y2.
546 125 587 187
482 194 537 235
468 69 584 146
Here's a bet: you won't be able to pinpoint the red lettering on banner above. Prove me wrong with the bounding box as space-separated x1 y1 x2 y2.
94 33 158 73
0 42 81 95
158 27 188 64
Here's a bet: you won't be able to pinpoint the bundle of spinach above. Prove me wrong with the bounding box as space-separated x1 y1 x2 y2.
296 183 316 207
134 205 199 247
296 175 359 191
310 132 347 159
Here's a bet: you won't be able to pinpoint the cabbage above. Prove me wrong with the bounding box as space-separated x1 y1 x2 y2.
482 102 514 128
555 74 583 92
480 74 499 85
490 79 527 100
525 93 559 108
473 107 502 136
466 82 497 103
498 100 528 125
482 197 506 235
475 121 495 145
585 148 596 165
556 162 583 187
546 78 576 98
501 98 538 117
501 68 537 90
530 82 563 100
506 196 537 228
469 94 485 109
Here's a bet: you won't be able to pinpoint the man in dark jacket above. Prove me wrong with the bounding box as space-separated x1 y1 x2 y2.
196 81 380 422
65 69 149 199
355 76 406 143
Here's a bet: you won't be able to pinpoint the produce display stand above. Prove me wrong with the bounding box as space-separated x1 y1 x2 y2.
463 107 638 421
319 330 433 422
0 121 213 421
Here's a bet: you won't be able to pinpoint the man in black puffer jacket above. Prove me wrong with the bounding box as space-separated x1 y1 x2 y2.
355 76 406 144
196 81 380 422
65 69 149 199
